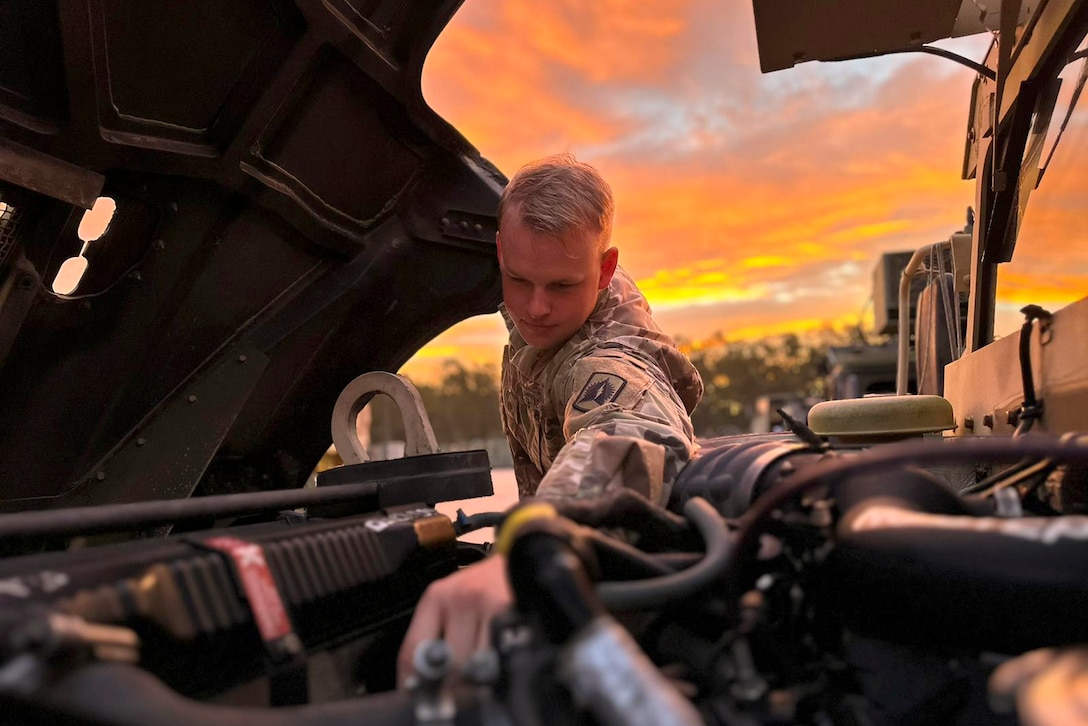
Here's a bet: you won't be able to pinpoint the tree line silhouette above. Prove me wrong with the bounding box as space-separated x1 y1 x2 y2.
371 329 869 448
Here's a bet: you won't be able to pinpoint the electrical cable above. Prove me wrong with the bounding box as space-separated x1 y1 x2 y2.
1014 305 1052 436
454 510 506 536
1038 54 1088 184
934 244 963 361
827 45 996 79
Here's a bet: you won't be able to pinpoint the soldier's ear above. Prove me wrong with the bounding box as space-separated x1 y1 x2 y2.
598 247 618 290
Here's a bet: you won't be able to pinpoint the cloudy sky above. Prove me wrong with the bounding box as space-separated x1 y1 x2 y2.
402 0 1087 380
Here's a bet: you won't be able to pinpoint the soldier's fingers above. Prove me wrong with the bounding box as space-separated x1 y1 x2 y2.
442 604 481 671
397 583 444 688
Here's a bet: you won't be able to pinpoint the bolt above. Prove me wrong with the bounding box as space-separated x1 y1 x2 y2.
96 471 106 481
413 640 452 681
473 223 483 233
424 643 448 669
188 394 197 403
238 354 247 363
440 217 449 227
983 413 994 428
964 416 975 431
136 437 146 446
128 271 142 282
460 220 469 230
1006 409 1020 426
155 239 166 250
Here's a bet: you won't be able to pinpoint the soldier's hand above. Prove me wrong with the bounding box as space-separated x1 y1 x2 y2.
396 554 511 687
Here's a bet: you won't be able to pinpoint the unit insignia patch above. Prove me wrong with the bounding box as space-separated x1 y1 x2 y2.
573 372 628 413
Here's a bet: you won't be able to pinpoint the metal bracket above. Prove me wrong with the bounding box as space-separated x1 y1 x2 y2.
440 210 496 245
330 372 439 465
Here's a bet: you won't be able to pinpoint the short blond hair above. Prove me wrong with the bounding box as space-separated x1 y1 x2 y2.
497 153 614 251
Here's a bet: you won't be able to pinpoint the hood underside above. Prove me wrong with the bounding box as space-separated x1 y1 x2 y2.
0 0 504 509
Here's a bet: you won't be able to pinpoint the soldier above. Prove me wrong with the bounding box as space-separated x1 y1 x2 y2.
397 153 703 683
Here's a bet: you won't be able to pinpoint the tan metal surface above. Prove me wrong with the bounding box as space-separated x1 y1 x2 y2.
999 0 1084 123
945 296 1088 436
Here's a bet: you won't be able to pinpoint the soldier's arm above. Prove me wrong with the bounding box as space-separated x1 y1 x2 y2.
535 348 698 506
398 348 697 683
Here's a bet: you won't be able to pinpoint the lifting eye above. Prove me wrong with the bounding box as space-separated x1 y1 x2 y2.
52 197 116 296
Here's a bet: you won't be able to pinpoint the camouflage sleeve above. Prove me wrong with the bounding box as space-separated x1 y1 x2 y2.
534 347 698 506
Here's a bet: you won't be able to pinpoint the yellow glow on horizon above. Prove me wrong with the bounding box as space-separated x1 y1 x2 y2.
711 313 862 343
742 256 789 269
997 273 1087 307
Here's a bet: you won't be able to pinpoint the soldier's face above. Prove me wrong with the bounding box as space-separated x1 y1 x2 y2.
497 213 618 349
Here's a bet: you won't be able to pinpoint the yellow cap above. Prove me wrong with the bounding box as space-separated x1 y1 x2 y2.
494 502 558 555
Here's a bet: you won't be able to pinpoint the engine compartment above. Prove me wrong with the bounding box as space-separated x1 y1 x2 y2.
1 431 1086 725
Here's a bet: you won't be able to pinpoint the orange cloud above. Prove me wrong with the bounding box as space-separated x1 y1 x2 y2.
410 2 1085 377
501 0 686 83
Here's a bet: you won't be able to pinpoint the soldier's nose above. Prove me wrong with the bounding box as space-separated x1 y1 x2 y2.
528 289 550 317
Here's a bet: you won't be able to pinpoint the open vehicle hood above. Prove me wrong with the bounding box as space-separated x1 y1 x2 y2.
0 0 504 509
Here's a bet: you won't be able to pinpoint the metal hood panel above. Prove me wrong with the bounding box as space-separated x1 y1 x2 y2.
0 0 505 508
752 0 1032 73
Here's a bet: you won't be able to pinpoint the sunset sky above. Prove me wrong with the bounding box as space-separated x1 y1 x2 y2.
402 0 1087 382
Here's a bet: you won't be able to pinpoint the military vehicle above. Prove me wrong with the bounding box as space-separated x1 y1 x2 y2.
0 1 1086 724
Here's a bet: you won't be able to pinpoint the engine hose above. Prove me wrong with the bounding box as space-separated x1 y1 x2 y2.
830 498 1088 652
551 489 699 550
596 497 731 611
505 521 705 726
725 434 1088 602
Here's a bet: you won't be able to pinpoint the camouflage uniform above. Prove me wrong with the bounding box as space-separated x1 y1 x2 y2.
500 266 703 506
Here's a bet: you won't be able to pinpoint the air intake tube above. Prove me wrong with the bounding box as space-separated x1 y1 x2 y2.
501 507 704 726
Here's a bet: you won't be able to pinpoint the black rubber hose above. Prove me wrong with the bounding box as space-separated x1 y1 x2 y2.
596 497 731 611
551 489 699 550
1014 305 1051 436
584 528 677 580
506 528 604 644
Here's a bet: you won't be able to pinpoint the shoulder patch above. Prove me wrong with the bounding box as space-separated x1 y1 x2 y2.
573 372 628 413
